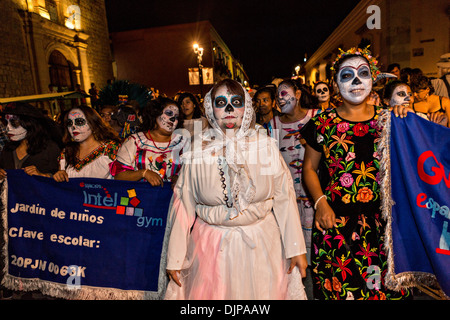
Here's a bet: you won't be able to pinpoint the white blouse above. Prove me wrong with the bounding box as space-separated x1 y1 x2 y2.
59 140 120 179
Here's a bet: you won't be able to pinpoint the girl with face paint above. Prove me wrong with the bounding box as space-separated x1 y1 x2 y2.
112 97 189 188
165 79 308 300
314 82 335 111
211 84 246 133
384 80 448 126
53 105 121 182
0 102 61 179
301 49 413 300
267 79 320 298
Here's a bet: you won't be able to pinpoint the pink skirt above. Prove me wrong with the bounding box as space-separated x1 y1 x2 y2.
164 213 306 300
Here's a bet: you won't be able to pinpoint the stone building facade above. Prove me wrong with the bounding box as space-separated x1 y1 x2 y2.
0 0 113 105
302 0 450 85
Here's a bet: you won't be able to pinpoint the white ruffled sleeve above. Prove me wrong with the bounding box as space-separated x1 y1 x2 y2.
272 143 307 259
115 135 138 168
166 160 197 270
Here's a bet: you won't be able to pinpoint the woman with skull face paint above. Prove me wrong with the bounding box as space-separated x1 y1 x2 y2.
385 80 448 126
266 79 320 299
314 81 336 111
301 48 413 300
165 79 307 300
111 97 188 187
0 102 62 180
53 105 121 181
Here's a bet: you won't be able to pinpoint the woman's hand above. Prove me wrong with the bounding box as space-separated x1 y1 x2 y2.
167 269 182 287
23 165 47 177
288 254 308 278
53 170 69 182
392 104 414 118
428 111 448 126
143 169 163 187
0 169 7 180
314 197 337 233
171 175 179 190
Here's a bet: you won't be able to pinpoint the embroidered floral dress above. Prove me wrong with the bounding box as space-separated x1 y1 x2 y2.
59 140 120 179
110 131 188 181
301 106 411 300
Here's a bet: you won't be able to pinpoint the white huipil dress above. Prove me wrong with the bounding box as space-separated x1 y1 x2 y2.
164 134 307 300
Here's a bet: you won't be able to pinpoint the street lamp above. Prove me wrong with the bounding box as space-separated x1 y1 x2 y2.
295 65 301 76
193 43 204 95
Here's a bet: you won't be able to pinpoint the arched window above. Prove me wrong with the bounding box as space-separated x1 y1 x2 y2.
45 0 58 22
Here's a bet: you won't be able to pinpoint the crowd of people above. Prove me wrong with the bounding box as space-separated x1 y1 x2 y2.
0 46 448 300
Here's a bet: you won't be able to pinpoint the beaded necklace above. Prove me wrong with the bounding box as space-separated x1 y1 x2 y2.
217 157 235 208
147 130 172 151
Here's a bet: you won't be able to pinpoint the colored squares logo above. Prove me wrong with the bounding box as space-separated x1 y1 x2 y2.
116 188 143 217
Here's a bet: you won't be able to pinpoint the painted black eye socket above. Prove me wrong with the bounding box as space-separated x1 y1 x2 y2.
317 87 329 94
340 69 355 82
7 119 21 128
66 118 87 127
214 97 227 108
358 66 371 79
231 96 244 108
164 110 176 118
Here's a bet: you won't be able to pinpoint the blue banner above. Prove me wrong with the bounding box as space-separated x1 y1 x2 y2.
1 170 172 299
380 112 450 298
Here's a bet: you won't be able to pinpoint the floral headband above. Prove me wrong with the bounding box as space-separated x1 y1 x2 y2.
330 46 381 81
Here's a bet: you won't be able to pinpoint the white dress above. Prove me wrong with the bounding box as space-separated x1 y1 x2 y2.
165 133 307 300
59 140 120 179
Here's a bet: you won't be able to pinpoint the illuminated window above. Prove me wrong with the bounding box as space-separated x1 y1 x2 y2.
46 0 58 22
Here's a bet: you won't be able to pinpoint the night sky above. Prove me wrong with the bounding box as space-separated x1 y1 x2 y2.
105 0 361 86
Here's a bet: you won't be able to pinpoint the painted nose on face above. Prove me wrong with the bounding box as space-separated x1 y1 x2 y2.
225 104 234 113
169 116 176 122
351 77 362 85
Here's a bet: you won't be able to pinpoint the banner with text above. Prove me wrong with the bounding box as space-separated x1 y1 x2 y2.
380 112 450 298
1 170 172 299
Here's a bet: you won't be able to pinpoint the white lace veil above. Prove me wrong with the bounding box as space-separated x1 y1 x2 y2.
201 81 257 218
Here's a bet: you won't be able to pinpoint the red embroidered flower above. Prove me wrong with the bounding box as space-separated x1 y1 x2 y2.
353 123 369 137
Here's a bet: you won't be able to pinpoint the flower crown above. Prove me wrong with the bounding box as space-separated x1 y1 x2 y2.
330 46 380 81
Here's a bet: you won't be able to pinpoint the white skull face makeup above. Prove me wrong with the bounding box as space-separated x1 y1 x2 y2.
277 84 297 114
315 83 330 103
337 56 372 105
5 114 27 142
390 85 412 107
157 104 179 133
67 109 92 143
213 85 245 131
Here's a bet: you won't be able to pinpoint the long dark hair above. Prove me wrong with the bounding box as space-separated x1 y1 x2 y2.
178 92 203 119
3 115 62 155
62 105 121 167
140 97 184 132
